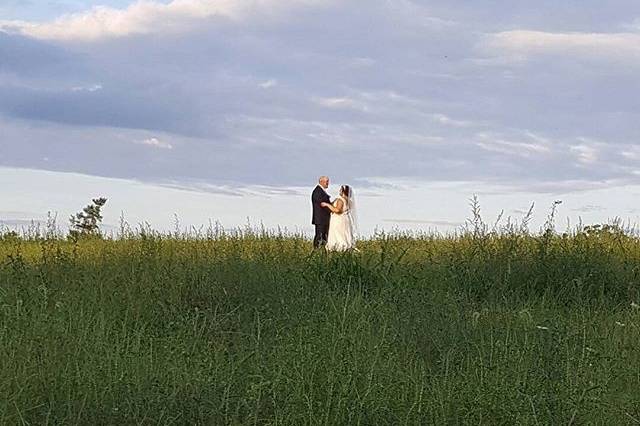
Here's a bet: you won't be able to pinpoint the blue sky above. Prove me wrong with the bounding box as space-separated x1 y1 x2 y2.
1 1 640 234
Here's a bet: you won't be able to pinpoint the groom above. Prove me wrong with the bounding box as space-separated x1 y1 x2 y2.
311 176 331 248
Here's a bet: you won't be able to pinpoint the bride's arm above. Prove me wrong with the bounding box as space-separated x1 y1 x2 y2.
322 199 343 214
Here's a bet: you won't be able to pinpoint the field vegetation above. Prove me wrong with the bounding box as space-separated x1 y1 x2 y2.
2 202 640 424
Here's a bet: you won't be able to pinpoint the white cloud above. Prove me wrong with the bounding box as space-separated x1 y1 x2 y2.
137 137 173 149
483 30 640 59
430 113 475 128
570 143 598 164
2 0 640 193
475 133 551 157
313 96 367 111
622 146 640 161
0 0 330 41
571 204 606 213
620 18 640 33
259 79 277 89
71 84 103 92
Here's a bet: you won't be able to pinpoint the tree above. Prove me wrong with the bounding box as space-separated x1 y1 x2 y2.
69 197 108 238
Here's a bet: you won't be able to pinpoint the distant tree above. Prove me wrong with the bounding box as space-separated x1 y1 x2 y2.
69 197 108 239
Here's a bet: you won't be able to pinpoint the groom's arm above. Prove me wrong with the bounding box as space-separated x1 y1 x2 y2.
323 198 343 214
312 188 330 204
312 188 323 204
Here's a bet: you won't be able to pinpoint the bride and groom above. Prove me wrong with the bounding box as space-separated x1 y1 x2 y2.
311 176 357 251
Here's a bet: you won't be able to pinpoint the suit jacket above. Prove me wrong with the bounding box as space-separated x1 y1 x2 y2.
311 185 331 225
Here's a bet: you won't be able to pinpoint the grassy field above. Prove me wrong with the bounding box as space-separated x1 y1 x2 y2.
2 218 640 424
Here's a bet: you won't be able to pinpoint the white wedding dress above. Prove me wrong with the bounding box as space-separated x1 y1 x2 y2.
326 195 356 251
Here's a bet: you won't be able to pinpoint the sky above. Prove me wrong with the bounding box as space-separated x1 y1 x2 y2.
1 0 640 235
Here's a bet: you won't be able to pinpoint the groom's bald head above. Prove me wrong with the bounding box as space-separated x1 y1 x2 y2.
319 176 329 188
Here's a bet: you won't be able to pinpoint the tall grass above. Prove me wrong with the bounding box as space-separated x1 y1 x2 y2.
2 209 640 424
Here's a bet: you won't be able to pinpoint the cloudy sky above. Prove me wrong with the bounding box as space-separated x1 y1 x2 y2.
1 0 640 234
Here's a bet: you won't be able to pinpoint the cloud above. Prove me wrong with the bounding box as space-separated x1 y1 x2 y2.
622 146 640 161
505 180 619 194
71 84 103 92
474 133 551 157
313 96 366 111
570 143 598 164
511 208 533 215
259 79 277 89
136 137 173 149
430 113 476 128
571 204 606 213
0 31 82 76
1 0 640 194
0 210 42 218
0 219 45 227
0 0 331 41
483 30 640 60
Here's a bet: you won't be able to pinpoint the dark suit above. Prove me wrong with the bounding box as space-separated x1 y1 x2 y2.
311 185 331 248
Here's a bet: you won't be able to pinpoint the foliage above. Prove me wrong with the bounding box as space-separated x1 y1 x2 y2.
2 219 640 423
68 197 108 239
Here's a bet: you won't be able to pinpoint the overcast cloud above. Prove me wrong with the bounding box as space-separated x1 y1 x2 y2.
1 0 640 192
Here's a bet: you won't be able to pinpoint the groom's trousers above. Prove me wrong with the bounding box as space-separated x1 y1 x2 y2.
313 223 330 248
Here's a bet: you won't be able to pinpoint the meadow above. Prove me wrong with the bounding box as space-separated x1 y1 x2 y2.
2 211 640 424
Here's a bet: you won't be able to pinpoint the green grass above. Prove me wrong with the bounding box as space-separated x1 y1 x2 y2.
2 224 640 424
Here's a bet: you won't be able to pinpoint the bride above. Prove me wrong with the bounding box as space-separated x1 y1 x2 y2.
321 185 357 251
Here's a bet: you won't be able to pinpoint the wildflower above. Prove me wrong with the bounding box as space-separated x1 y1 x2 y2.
536 325 549 330
615 321 626 327
631 302 640 309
